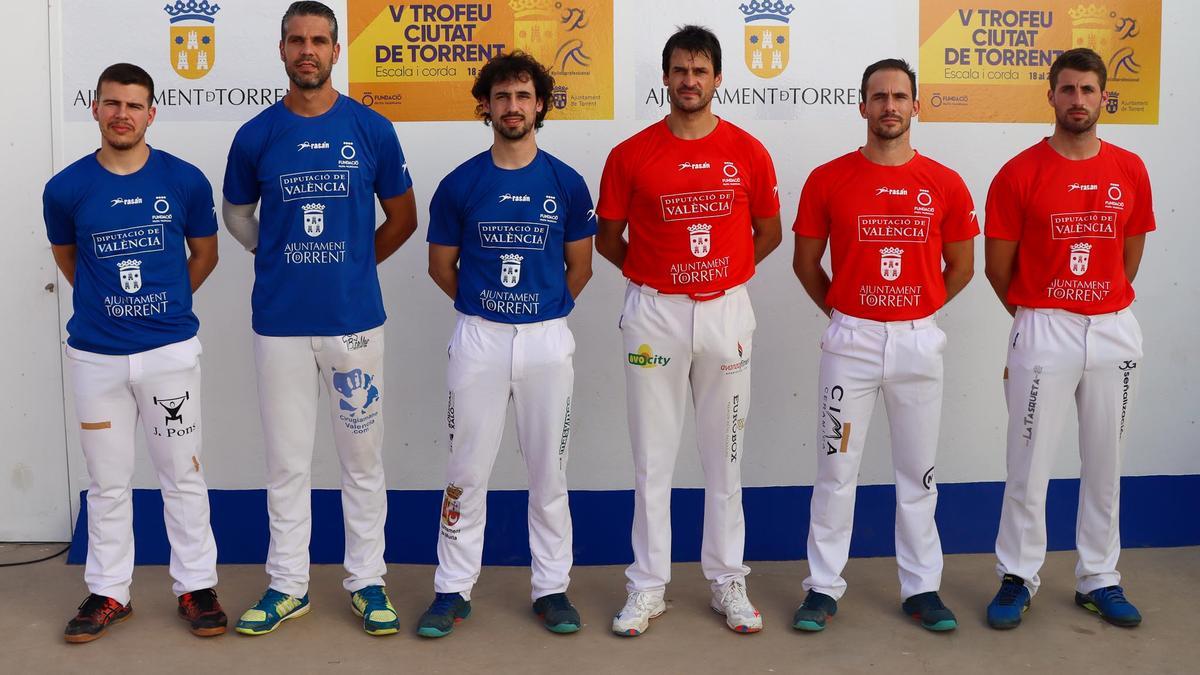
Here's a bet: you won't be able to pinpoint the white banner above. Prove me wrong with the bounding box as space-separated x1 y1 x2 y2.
62 0 293 121
632 1 911 120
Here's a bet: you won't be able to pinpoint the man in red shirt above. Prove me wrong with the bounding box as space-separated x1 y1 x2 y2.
984 48 1153 630
595 25 781 636
792 58 977 633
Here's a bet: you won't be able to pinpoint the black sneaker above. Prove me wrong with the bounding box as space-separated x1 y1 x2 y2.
178 588 228 637
416 592 471 638
65 594 132 643
902 591 958 631
533 592 581 634
792 590 837 632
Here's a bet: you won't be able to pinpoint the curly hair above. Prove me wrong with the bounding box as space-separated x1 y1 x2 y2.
471 52 556 129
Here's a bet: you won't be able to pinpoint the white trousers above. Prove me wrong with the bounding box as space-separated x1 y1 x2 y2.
434 314 575 602
66 337 217 605
803 311 947 601
620 282 755 594
254 325 387 596
996 307 1143 595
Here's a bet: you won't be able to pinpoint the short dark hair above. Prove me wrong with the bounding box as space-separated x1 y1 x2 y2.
1049 48 1107 90
661 25 722 75
281 1 338 43
860 58 917 100
471 51 556 129
96 63 155 105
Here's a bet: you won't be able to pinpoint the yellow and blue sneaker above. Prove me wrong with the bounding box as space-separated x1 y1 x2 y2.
235 588 310 636
351 585 399 636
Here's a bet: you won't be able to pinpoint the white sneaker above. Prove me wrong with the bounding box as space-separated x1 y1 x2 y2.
612 591 666 636
711 579 762 633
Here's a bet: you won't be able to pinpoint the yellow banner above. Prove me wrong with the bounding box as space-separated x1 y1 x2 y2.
918 1 1160 123
347 1 613 121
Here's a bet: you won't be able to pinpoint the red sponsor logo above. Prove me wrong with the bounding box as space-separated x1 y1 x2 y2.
857 215 930 243
660 190 735 222
1050 211 1117 239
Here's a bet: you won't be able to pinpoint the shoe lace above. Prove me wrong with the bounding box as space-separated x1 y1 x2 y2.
1090 586 1129 605
996 579 1026 606
718 580 752 613
357 585 388 608
429 592 461 614
183 588 218 613
542 593 572 613
625 592 660 614
258 588 297 614
912 592 947 612
78 594 116 617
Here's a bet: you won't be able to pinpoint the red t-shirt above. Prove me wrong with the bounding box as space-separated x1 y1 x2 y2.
985 140 1155 314
793 150 979 321
596 118 780 294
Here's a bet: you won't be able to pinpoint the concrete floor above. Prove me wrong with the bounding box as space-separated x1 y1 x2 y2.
1 544 1197 674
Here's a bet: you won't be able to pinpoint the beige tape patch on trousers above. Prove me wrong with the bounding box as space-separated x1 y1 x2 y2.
80 421 111 430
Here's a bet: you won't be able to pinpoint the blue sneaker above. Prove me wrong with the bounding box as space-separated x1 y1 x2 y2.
350 585 399 636
1076 586 1142 627
416 592 471 638
792 590 837 632
533 593 582 634
235 588 310 635
987 574 1031 629
902 591 957 631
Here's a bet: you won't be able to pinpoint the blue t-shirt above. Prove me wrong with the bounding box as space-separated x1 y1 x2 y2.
427 150 596 324
223 95 412 336
43 148 218 356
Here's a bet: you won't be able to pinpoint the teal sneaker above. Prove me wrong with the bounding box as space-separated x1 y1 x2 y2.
417 592 471 638
533 593 581 634
902 591 958 631
792 590 837 632
351 585 399 636
235 588 310 636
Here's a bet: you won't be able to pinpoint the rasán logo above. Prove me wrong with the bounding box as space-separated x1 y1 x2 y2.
164 0 220 80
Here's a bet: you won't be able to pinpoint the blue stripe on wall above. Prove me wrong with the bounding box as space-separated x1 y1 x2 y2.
68 475 1200 565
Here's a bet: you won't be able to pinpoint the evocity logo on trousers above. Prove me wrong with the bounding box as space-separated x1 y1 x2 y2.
627 344 670 368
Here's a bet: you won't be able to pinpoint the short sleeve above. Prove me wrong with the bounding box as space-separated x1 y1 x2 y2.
595 147 629 221
43 182 76 246
183 166 219 238
222 129 261 205
1125 156 1156 236
426 175 462 247
373 118 412 199
748 140 780 218
564 172 596 242
942 172 979 242
984 163 1023 241
792 168 830 238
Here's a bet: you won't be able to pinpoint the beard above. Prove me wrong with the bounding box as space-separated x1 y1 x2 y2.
492 113 535 140
1056 106 1099 135
869 115 910 141
286 59 332 90
668 85 713 113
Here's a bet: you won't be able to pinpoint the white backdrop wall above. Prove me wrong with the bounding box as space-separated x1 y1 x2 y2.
3 0 1196 541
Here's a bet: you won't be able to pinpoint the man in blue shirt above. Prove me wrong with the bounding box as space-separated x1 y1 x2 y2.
419 52 595 637
44 63 223 643
221 1 417 636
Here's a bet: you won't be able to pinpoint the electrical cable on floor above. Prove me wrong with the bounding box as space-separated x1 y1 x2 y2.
0 543 72 567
